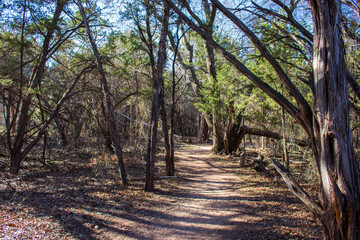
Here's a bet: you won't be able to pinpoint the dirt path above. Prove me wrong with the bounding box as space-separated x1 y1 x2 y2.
98 144 321 240
0 143 321 239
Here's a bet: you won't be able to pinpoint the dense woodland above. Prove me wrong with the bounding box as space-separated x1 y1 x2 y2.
1 0 360 239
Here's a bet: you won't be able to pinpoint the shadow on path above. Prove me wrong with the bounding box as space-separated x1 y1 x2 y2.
0 144 321 239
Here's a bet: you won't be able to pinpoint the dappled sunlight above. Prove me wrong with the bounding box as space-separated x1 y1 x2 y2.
0 143 321 239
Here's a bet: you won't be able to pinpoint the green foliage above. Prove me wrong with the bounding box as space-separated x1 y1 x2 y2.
0 31 36 91
0 77 12 87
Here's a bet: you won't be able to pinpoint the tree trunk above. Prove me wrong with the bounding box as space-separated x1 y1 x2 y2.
168 24 214 146
9 1 66 174
100 102 115 153
160 98 174 176
281 107 289 168
37 94 48 163
201 0 224 153
10 97 32 174
204 39 224 152
42 98 68 146
198 114 205 143
10 151 23 175
77 0 127 185
203 118 210 142
170 83 176 175
53 115 68 146
224 103 233 154
165 0 360 237
145 4 170 191
309 0 360 238
145 86 161 191
212 114 225 153
261 126 266 150
104 126 115 154
170 25 179 178
201 114 211 143
224 107 244 154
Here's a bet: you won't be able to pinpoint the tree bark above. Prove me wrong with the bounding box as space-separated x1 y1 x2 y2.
281 107 289 167
145 4 170 191
10 1 66 174
202 0 224 153
42 98 68 146
309 1 360 238
170 24 180 177
99 102 115 153
77 0 127 185
273 159 324 218
198 114 205 142
224 104 244 154
166 1 360 237
160 97 174 176
145 85 161 191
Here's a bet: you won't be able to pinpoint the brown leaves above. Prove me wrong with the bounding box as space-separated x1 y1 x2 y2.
0 144 322 239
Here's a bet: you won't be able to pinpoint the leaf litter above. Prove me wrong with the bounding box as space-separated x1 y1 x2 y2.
0 143 322 239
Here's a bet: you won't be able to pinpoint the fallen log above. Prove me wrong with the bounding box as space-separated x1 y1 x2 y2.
272 159 324 218
239 125 310 148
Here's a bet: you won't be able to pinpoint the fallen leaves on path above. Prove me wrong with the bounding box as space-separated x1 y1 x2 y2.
0 143 321 239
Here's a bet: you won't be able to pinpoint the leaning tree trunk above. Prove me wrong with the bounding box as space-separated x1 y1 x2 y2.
9 1 66 174
99 102 115 153
165 0 360 237
77 0 127 185
310 0 360 239
42 94 68 146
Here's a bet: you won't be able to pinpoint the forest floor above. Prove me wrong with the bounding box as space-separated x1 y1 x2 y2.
0 142 322 239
